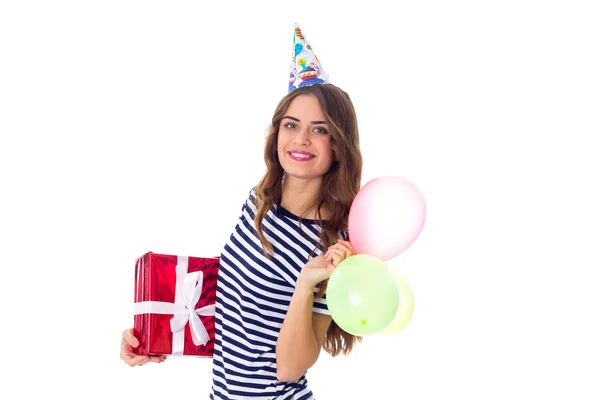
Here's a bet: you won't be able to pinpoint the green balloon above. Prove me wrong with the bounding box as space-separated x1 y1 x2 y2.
326 254 399 336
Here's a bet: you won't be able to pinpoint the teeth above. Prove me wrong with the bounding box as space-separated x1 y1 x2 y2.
291 152 312 158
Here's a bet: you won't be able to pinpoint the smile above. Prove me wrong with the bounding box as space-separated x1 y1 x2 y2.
288 151 315 161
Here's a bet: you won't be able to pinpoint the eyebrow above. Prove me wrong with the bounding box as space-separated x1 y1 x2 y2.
282 116 327 125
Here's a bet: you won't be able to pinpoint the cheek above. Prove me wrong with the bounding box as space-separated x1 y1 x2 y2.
319 141 334 162
276 134 285 154
277 131 290 150
276 134 290 161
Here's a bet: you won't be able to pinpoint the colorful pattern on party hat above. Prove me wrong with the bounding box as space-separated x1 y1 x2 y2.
288 23 330 92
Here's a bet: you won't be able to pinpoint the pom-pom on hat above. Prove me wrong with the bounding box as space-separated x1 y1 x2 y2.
288 23 330 92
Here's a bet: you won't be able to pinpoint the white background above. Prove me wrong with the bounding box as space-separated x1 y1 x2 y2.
1 1 599 399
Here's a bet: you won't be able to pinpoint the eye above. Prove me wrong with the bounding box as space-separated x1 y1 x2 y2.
282 122 296 130
314 127 328 134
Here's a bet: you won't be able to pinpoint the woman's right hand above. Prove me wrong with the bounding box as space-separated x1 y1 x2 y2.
120 328 167 367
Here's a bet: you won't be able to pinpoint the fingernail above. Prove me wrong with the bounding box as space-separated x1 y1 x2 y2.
133 340 139 347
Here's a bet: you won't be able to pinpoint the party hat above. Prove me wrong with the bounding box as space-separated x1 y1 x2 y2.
288 23 330 92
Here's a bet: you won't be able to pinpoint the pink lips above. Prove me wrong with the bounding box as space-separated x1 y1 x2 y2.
288 150 315 162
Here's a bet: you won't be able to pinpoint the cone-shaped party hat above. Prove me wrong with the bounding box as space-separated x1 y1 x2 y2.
288 23 330 92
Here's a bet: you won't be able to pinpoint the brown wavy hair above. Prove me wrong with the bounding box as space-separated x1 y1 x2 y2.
254 84 363 356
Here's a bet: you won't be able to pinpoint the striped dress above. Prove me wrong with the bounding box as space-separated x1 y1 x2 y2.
209 189 334 400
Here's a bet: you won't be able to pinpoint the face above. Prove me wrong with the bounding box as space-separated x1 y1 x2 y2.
277 95 334 182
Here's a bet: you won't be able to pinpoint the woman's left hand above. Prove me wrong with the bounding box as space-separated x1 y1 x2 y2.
297 255 335 291
297 240 355 291
324 239 355 267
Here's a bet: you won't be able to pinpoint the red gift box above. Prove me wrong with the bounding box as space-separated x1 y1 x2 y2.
133 252 219 357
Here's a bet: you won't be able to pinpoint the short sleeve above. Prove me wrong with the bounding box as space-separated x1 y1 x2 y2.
312 287 330 315
238 188 256 216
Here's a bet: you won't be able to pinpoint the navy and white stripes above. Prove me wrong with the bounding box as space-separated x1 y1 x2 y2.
209 189 329 399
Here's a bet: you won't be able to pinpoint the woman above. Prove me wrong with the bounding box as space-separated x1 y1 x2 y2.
122 83 363 399
122 24 364 399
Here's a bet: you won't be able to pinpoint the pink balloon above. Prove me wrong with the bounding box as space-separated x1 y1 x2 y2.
348 176 426 261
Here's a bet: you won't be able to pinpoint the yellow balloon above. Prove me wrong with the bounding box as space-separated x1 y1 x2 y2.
379 267 414 335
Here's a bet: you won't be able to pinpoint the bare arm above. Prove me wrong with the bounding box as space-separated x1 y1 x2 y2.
276 281 331 382
276 241 354 382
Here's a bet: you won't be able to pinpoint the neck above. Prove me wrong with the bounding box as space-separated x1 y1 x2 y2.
280 175 324 220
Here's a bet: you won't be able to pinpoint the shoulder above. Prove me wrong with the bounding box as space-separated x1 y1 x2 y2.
248 187 258 207
235 187 258 215
244 187 258 204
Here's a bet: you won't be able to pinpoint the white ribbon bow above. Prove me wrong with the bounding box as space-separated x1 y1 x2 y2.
169 270 216 347
134 256 215 355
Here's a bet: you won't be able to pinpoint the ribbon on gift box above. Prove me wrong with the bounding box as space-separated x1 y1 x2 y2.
133 256 216 355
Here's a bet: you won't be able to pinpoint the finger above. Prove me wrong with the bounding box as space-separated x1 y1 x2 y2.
121 336 134 357
121 352 150 367
327 247 344 259
326 260 337 273
336 239 353 249
133 356 151 366
327 248 346 266
316 254 332 265
336 240 355 256
149 355 166 363
123 328 139 348
329 242 352 257
316 253 335 268
321 257 335 268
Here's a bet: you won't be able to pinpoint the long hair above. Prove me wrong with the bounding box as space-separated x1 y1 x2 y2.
254 84 363 356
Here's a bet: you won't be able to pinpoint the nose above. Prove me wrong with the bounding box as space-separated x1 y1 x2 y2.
293 127 311 146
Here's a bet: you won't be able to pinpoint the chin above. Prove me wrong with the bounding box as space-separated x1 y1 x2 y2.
282 161 328 181
284 170 325 182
